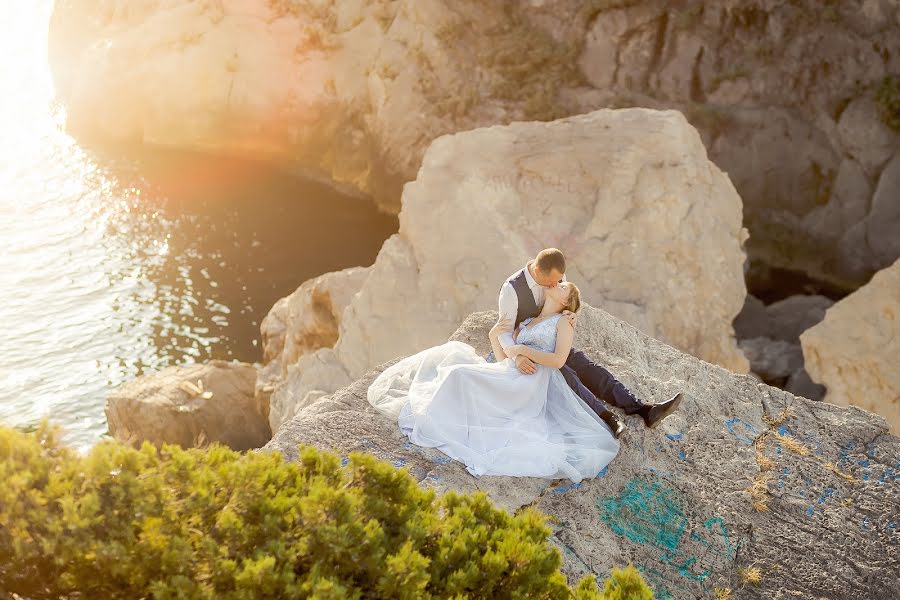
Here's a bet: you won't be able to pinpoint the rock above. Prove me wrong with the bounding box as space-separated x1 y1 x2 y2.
785 368 827 402
801 258 900 433
106 360 269 450
732 294 768 339
50 1 900 287
764 294 834 341
256 267 369 427
263 108 750 429
734 294 833 341
262 305 900 598
836 95 897 178
737 337 804 382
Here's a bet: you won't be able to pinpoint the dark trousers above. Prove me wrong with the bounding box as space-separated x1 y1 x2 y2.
561 349 644 416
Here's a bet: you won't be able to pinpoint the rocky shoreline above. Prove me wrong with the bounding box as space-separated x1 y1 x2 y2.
44 2 900 596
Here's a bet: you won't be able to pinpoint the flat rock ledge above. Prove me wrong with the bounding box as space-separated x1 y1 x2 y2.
263 306 899 599
107 360 269 451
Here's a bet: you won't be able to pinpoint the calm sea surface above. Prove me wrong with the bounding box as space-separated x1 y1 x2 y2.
0 2 396 451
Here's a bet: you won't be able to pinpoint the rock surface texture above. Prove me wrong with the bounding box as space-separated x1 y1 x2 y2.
801 258 900 433
263 306 900 599
106 360 269 450
261 108 751 430
49 0 900 287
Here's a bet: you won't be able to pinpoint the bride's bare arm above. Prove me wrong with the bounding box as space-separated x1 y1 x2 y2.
508 318 573 369
490 319 521 361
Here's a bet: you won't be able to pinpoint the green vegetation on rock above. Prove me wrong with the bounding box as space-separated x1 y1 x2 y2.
0 422 651 599
875 75 900 133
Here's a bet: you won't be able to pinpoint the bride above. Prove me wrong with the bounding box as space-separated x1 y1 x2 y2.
367 281 619 483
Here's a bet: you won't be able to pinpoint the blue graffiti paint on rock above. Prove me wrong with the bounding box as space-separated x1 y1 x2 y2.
725 418 758 445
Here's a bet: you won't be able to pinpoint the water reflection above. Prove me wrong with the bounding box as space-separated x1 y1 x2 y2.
1 139 396 452
0 2 397 451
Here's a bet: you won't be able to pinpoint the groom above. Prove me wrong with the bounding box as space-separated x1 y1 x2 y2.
489 248 682 438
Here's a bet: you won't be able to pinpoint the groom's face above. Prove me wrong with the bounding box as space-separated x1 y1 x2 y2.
534 267 564 288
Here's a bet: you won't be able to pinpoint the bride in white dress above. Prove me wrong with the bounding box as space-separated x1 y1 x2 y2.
367 282 619 483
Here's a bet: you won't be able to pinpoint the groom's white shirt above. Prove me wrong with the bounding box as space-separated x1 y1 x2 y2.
497 260 566 353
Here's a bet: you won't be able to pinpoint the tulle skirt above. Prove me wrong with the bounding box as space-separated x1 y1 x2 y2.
367 341 619 483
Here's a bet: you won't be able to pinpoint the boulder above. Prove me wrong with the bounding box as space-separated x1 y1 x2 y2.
763 294 834 341
263 305 900 598
256 266 369 428
737 337 804 382
106 360 269 450
733 293 833 341
801 258 900 433
262 108 750 429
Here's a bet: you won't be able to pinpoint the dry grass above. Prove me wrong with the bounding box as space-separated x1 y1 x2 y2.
739 566 763 586
748 473 771 512
763 407 796 427
756 454 775 471
714 587 733 599
824 461 855 482
774 432 811 456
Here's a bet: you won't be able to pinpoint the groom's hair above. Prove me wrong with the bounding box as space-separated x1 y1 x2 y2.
535 248 566 274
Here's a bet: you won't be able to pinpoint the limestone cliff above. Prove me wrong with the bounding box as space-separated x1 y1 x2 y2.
49 0 900 288
263 305 900 599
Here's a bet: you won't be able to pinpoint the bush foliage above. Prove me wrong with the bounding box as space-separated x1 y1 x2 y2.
0 423 651 599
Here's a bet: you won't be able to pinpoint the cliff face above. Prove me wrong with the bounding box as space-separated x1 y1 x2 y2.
49 0 900 288
258 107 751 431
263 305 900 599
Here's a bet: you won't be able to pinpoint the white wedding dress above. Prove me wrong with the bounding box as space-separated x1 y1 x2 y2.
367 314 619 483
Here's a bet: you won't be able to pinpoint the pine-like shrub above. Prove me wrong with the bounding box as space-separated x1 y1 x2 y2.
0 423 651 599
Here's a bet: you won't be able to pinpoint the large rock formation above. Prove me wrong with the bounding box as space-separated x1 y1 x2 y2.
106 360 270 450
801 258 900 433
263 306 900 599
257 266 369 429
49 0 900 288
262 108 751 430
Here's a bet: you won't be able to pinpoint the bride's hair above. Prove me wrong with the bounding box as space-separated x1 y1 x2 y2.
563 283 581 314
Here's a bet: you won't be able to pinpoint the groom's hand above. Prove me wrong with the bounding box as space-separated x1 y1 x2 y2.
562 310 577 328
515 355 537 375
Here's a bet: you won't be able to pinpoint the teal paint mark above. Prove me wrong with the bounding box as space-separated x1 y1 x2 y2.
597 480 688 554
700 517 735 560
598 479 738 587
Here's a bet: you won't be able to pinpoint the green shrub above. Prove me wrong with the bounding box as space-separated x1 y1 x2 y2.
875 75 900 132
0 423 652 599
602 565 654 600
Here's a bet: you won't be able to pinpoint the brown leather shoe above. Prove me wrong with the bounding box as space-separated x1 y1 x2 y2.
641 392 683 428
602 411 627 439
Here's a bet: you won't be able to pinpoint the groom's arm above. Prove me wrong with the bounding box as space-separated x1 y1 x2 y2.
496 282 519 354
